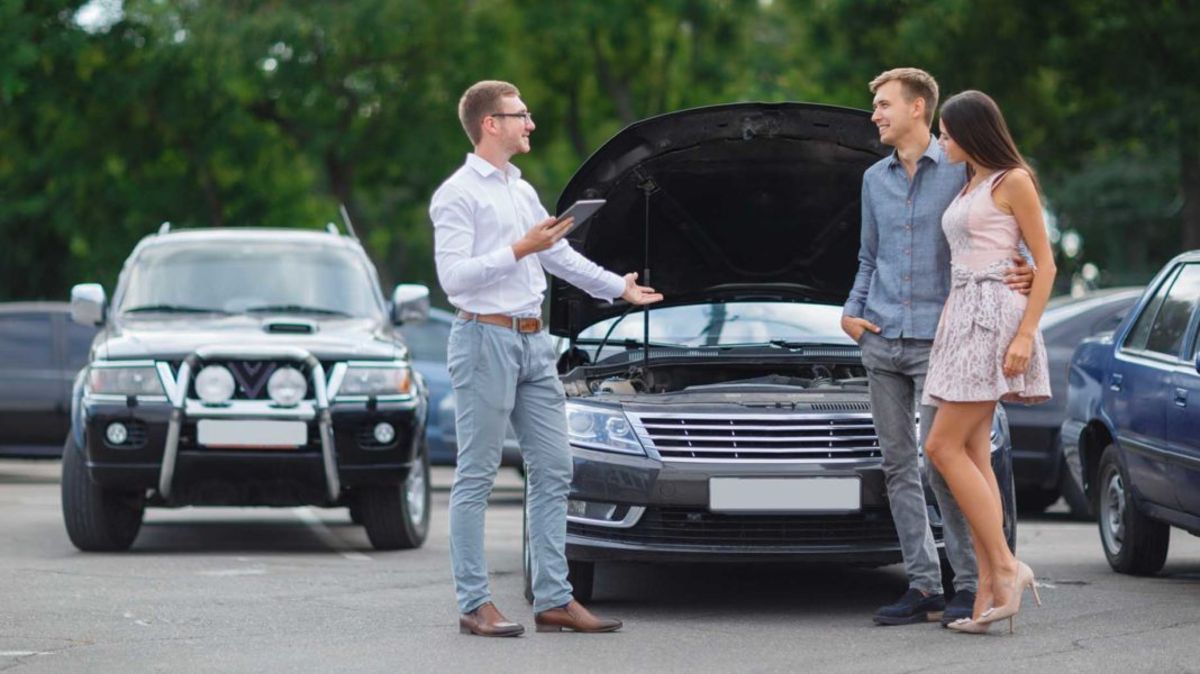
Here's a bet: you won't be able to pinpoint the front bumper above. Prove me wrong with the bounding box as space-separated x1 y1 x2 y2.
564 447 936 565
81 347 424 506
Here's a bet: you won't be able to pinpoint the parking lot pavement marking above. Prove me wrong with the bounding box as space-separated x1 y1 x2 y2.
292 507 371 561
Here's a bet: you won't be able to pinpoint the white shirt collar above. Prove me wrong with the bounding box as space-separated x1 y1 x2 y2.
465 152 521 180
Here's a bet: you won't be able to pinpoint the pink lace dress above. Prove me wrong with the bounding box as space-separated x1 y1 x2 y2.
922 171 1051 406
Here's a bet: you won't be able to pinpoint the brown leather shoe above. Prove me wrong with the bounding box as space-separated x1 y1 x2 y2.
459 602 525 637
534 600 622 633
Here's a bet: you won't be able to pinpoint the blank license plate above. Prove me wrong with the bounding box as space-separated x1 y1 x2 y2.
709 477 861 513
196 420 307 449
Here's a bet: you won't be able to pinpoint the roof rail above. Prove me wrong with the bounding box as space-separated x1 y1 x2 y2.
158 221 171 235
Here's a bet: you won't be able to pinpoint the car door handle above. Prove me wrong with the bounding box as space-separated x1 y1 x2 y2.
1175 387 1188 408
1109 373 1124 392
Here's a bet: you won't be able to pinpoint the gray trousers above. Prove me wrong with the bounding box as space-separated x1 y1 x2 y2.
859 331 977 594
446 318 574 613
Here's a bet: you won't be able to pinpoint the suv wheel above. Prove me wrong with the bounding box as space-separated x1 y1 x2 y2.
357 441 431 551
61 433 144 552
1097 445 1169 575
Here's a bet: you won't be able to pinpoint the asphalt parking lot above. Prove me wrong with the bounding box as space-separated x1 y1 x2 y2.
2 459 1199 674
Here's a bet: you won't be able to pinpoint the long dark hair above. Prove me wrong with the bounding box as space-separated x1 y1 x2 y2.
940 90 1039 192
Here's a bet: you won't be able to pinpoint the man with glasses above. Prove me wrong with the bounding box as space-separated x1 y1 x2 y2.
431 80 662 637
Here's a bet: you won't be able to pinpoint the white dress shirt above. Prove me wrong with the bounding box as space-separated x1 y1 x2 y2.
430 153 626 317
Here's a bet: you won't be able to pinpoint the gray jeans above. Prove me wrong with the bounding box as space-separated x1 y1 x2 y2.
859 331 977 595
446 318 574 613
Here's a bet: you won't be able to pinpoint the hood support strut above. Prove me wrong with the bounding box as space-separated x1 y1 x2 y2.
637 170 658 372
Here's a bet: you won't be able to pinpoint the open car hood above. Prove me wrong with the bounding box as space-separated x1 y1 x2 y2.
549 102 887 338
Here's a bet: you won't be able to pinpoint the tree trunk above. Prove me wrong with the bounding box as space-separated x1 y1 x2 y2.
1180 114 1200 251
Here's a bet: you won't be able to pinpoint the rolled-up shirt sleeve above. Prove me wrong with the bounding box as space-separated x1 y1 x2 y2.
431 183 519 297
526 197 626 302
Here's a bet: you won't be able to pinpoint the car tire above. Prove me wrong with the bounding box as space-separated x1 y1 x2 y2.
522 483 534 604
1016 488 1060 515
60 434 144 552
348 501 364 525
1059 460 1093 519
568 560 595 603
357 441 431 551
1097 445 1169 575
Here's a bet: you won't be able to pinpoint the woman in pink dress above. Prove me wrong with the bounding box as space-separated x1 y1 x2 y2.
921 90 1055 634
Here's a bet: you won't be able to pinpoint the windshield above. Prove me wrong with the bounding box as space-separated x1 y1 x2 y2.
577 301 853 360
118 240 383 318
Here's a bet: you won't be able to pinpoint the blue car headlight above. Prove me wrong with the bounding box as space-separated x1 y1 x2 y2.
565 402 645 455
990 408 1008 453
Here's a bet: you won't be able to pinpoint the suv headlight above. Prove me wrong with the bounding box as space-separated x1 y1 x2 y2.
337 363 412 397
88 363 165 396
565 402 644 455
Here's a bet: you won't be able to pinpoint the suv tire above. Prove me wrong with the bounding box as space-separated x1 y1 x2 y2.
357 440 430 551
1097 445 1169 575
61 434 144 552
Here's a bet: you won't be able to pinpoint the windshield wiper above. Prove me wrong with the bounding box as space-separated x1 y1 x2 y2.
573 338 690 350
243 304 352 317
123 304 228 314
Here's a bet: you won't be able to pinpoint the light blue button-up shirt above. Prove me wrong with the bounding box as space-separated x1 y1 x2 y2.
843 137 967 340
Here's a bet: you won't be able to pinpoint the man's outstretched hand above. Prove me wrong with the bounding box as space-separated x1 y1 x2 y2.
621 272 663 306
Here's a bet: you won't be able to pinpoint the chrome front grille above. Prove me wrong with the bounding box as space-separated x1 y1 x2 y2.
628 412 882 463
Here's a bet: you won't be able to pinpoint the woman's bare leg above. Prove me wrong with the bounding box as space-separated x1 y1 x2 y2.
924 400 1018 611
963 414 1001 619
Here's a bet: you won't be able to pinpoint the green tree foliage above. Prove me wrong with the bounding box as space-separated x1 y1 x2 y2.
1 0 1194 303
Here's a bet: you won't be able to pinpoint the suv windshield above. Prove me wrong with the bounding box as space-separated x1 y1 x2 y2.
118 240 382 318
577 301 853 359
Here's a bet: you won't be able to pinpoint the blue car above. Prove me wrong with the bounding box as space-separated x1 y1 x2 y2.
399 307 521 467
1062 251 1200 574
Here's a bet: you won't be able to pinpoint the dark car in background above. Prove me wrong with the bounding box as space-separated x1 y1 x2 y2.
1005 287 1142 515
399 306 522 468
522 103 1017 602
1062 252 1200 575
62 227 432 552
0 303 97 458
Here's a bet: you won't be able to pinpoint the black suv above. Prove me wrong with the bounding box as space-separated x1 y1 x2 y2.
62 227 431 552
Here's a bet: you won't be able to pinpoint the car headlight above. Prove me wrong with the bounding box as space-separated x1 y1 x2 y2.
267 367 307 407
88 364 164 396
565 402 644 455
195 365 235 405
338 364 412 397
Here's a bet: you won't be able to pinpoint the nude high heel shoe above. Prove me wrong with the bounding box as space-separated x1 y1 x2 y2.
947 617 992 634
976 562 1041 630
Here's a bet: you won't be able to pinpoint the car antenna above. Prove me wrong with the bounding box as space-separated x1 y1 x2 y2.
338 203 360 242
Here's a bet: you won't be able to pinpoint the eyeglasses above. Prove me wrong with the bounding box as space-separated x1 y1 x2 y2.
490 111 533 123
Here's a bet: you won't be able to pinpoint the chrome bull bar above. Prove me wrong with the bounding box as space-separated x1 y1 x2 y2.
158 346 341 503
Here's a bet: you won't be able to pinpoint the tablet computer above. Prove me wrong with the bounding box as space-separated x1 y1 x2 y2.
556 199 606 236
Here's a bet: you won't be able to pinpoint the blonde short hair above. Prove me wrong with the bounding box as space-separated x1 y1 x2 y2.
458 80 520 145
869 68 939 127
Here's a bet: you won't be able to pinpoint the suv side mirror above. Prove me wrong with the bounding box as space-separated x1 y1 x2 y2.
392 284 430 325
70 283 107 326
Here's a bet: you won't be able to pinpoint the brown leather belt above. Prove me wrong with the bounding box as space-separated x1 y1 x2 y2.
457 310 544 334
